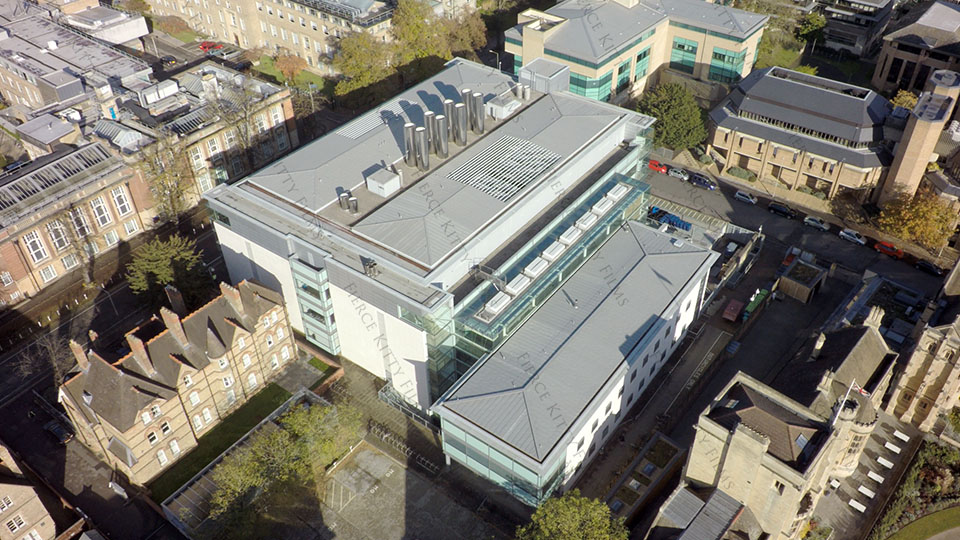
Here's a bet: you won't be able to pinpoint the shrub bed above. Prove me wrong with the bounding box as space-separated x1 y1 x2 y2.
727 166 757 182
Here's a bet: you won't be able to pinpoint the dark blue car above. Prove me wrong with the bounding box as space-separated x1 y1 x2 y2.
689 173 717 190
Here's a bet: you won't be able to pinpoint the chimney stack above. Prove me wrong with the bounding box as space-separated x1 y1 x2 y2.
160 307 188 346
415 126 429 171
220 282 244 314
864 306 885 330
165 284 187 316
69 340 89 372
454 103 467 146
125 333 155 375
403 122 417 167
436 114 449 158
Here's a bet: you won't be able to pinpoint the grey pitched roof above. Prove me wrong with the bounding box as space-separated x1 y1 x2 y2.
62 281 284 432
885 1 960 56
710 67 893 168
661 488 706 529
438 222 716 462
507 0 767 66
707 383 823 471
107 437 138 468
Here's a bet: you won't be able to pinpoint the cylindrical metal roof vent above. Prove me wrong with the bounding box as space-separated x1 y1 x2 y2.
436 114 449 158
424 111 436 155
403 122 416 167
454 103 467 146
338 191 350 210
443 99 454 135
415 126 429 171
472 92 485 134
522 85 531 101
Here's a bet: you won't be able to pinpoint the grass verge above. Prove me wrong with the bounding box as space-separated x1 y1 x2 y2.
253 55 329 89
149 383 292 503
888 506 960 540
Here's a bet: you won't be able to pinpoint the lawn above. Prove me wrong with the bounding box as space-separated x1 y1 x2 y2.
756 44 803 70
888 506 960 540
253 55 329 89
149 383 292 503
170 29 202 44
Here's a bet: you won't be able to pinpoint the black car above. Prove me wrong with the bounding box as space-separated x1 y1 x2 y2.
767 201 797 219
161 55 177 67
44 420 74 445
916 260 945 277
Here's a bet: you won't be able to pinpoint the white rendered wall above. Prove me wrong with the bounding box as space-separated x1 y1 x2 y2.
214 222 304 332
328 282 431 410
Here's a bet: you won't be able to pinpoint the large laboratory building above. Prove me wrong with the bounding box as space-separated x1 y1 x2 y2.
206 58 719 505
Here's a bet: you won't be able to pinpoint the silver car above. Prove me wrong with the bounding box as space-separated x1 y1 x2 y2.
667 167 689 181
803 215 830 232
838 228 867 245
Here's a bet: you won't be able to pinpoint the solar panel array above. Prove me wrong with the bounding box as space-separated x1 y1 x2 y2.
446 136 561 202
0 144 113 212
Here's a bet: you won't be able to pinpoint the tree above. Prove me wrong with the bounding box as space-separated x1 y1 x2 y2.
877 189 956 250
208 83 274 173
274 53 307 82
796 12 826 43
137 133 197 224
13 333 77 388
891 89 918 110
515 490 628 540
637 83 707 151
332 32 394 98
125 234 214 311
392 0 452 81
50 205 100 285
443 11 487 57
794 65 818 75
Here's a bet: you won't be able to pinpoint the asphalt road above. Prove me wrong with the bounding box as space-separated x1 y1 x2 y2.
641 169 946 299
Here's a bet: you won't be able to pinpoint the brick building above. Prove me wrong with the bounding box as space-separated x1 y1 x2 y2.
0 442 57 540
58 281 297 486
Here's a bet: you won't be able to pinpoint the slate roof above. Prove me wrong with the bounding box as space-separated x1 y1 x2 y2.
437 222 717 462
505 0 767 66
707 382 824 472
62 281 283 433
884 1 960 56
710 67 894 168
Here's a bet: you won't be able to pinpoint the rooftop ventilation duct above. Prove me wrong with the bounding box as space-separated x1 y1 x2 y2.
403 122 416 167
415 126 429 171
443 99 454 135
47 40 57 50
461 88 473 128
523 85 531 101
472 92 485 134
349 196 359 214
513 83 523 98
424 111 436 155
436 114 449 158
338 191 350 210
454 103 467 146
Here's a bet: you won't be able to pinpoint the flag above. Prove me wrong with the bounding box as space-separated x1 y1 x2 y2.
852 382 870 397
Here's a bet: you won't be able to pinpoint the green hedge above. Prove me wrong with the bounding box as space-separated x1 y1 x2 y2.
727 166 756 182
692 146 714 165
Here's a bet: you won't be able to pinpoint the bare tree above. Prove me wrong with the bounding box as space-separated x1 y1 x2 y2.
210 84 276 173
14 332 77 388
51 204 99 285
136 131 198 225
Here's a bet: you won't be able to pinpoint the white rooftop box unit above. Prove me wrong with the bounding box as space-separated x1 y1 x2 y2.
607 183 630 201
484 291 512 316
541 240 565 262
575 212 599 231
366 167 401 197
523 257 550 279
559 225 582 246
505 273 532 296
591 197 614 216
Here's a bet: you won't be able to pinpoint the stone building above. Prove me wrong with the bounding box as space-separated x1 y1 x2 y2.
59 281 297 486
871 1 960 95
0 442 57 540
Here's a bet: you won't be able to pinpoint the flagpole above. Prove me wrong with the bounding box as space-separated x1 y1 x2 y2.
832 379 856 427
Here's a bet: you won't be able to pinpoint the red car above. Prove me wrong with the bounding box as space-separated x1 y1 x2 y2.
874 241 904 259
199 41 223 52
647 160 668 174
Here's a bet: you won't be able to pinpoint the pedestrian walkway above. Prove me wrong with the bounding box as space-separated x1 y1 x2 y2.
576 324 733 500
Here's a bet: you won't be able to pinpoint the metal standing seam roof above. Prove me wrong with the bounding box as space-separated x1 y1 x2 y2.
15 113 74 145
506 0 767 66
677 489 744 540
437 221 717 462
350 93 625 268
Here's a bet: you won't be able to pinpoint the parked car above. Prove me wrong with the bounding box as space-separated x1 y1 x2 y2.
916 260 945 276
689 173 717 190
767 201 797 219
734 190 758 205
647 160 668 174
802 215 830 232
667 166 689 181
839 228 867 246
160 55 177 67
874 241 904 259
44 420 74 445
199 41 223 52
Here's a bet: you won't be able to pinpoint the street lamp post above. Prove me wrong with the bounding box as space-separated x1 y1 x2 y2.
489 50 502 72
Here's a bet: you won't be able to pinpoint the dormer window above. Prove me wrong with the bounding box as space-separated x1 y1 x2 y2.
263 316 271 329
82 391 93 405
141 412 151 426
